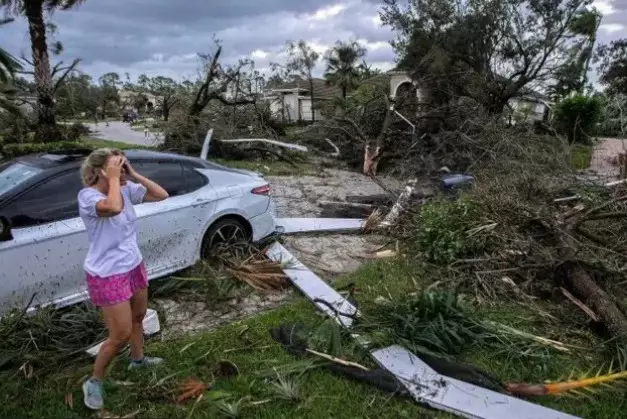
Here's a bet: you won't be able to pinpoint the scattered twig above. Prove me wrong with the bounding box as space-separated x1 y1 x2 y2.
560 287 600 322
219 138 308 152
305 348 370 371
325 138 341 157
319 200 376 209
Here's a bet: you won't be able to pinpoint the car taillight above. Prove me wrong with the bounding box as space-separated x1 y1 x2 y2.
251 184 271 195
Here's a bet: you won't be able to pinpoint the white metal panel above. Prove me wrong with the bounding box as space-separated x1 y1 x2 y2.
266 242 357 328
274 218 364 234
372 345 580 419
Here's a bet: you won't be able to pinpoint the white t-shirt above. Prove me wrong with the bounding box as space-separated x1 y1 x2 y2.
78 181 147 277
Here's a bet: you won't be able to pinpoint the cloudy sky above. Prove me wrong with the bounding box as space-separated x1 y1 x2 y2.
0 0 625 83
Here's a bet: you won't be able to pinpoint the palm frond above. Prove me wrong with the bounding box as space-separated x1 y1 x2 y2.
43 0 87 11
0 82 22 115
323 40 367 96
507 367 627 397
0 47 21 84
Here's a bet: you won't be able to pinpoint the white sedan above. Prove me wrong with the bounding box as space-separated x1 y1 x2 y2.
0 149 277 314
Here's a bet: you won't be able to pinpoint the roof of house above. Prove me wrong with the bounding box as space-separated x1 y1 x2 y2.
268 77 342 99
360 69 551 102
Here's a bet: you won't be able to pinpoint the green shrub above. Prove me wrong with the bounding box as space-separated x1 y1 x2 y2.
0 141 89 159
0 113 33 144
553 95 602 144
64 122 90 140
569 144 593 170
364 291 483 357
414 196 485 264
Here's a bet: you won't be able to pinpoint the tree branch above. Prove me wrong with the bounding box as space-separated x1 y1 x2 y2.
53 59 81 93
331 116 369 142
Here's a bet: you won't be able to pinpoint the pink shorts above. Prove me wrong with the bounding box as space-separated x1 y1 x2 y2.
85 263 148 307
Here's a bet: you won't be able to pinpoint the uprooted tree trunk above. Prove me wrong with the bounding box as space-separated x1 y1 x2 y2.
379 179 418 227
329 95 396 176
556 199 627 340
564 261 627 339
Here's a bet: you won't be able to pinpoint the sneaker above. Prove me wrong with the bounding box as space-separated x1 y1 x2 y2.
128 356 164 370
82 378 104 410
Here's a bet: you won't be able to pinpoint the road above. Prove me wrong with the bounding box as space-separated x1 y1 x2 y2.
85 121 163 147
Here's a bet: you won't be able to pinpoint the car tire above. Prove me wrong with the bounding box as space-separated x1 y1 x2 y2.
201 217 251 258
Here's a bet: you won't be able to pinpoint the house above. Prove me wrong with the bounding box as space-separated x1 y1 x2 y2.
118 89 162 114
263 77 341 122
507 89 552 124
374 70 553 122
265 70 551 123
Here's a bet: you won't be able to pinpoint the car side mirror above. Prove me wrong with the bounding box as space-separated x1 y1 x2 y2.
0 216 13 242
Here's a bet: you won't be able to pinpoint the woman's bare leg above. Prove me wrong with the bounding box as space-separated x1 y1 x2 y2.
129 288 148 361
93 301 133 379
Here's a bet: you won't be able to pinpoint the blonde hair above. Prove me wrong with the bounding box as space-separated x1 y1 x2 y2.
80 148 124 186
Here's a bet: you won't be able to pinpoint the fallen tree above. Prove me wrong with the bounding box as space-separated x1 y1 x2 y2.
373 116 627 347
162 42 288 157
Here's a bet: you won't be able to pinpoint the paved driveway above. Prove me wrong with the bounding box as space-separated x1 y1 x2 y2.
590 137 627 178
86 121 163 147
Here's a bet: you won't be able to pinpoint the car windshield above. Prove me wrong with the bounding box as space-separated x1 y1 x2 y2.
0 162 43 196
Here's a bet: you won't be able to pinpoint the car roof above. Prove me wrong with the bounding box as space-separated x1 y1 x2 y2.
7 148 256 180
1 148 261 205
13 148 210 169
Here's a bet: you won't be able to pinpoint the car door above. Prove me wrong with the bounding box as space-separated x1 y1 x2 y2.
0 170 87 313
129 160 218 277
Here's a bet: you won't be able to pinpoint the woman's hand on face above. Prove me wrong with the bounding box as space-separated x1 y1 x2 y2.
123 158 138 178
101 156 125 180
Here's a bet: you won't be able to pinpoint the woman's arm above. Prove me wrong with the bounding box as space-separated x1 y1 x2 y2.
125 160 169 202
96 156 125 216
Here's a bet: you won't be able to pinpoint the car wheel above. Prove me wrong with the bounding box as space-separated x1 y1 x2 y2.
202 218 251 257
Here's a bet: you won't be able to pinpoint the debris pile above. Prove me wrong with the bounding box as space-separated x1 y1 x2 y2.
265 243 581 418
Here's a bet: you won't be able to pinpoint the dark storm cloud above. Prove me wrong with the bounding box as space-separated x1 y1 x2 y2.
1 0 621 81
67 0 337 25
1 0 393 78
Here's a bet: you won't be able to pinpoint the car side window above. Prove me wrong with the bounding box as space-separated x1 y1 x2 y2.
183 164 207 192
131 161 187 197
3 170 83 228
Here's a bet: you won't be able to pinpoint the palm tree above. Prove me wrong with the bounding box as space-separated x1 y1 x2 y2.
0 47 20 84
0 19 22 115
0 18 20 84
324 41 366 99
358 60 381 81
1 0 85 129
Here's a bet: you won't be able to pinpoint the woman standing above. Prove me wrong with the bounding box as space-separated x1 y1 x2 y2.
78 148 169 410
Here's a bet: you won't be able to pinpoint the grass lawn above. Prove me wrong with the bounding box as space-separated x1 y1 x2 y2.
570 144 593 170
81 137 157 151
0 255 623 418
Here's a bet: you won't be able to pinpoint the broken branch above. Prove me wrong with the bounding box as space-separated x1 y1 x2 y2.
560 287 600 322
